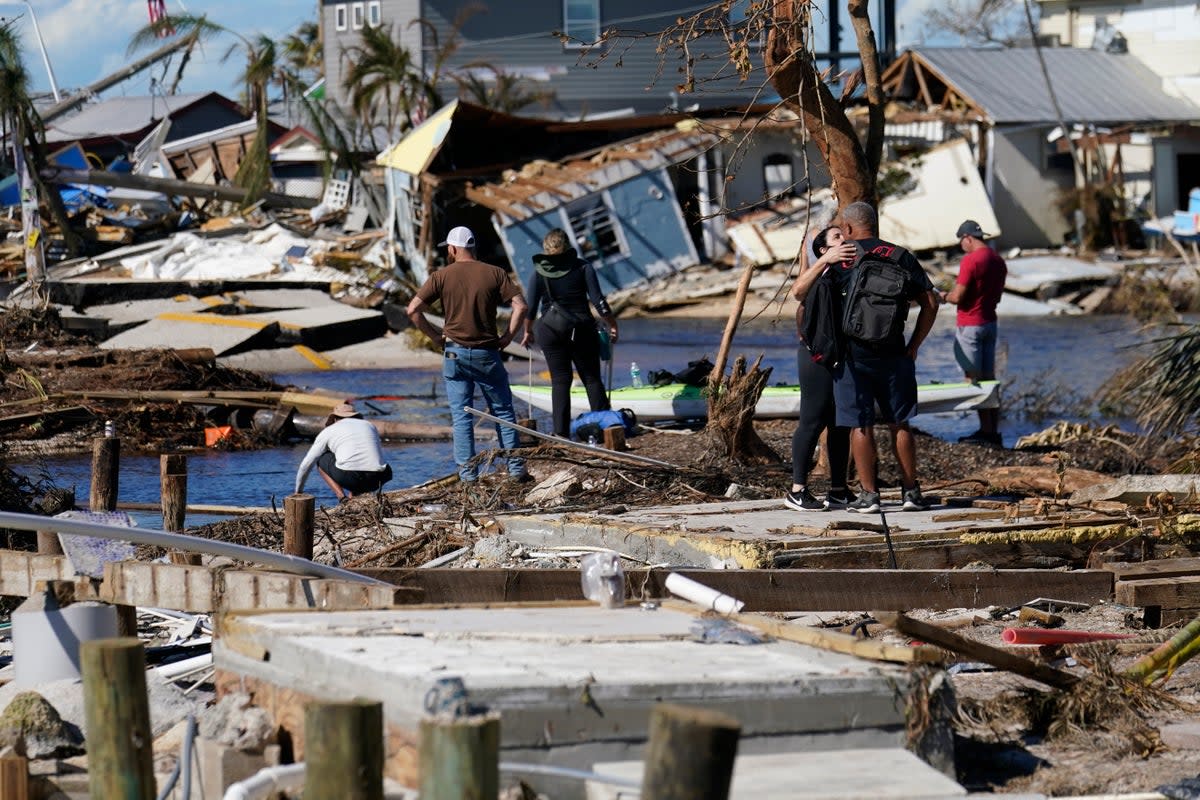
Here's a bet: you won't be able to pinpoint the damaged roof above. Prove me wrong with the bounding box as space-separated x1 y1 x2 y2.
888 47 1200 125
45 92 249 144
464 125 720 222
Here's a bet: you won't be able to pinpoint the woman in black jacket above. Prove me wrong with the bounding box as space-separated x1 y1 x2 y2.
521 228 620 438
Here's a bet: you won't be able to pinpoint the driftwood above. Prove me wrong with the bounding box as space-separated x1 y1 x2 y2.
706 354 778 465
978 465 1110 496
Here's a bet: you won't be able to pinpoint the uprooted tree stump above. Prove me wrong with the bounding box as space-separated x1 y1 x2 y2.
705 354 779 465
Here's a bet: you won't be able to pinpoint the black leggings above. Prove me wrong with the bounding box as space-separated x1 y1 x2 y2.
536 319 610 437
791 347 850 487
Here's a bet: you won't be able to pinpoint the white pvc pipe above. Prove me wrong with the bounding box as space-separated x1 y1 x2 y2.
222 763 306 800
155 653 213 681
0 511 388 586
665 573 744 614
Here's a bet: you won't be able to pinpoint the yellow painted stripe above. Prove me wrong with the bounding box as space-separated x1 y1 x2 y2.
293 345 332 370
156 312 269 330
197 295 226 307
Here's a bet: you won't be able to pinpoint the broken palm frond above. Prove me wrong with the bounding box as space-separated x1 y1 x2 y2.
1126 612 1200 685
1103 322 1200 440
8 368 47 400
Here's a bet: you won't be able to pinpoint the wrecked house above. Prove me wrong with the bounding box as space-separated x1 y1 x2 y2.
881 47 1200 249
466 126 721 293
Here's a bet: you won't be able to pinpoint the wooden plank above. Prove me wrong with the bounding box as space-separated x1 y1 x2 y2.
662 600 940 664
0 551 73 597
0 747 29 800
873 610 1079 690
355 568 1112 612
1115 576 1200 608
1105 557 1200 582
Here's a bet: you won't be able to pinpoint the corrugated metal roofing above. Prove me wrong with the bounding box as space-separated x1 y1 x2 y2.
45 93 212 142
913 47 1200 125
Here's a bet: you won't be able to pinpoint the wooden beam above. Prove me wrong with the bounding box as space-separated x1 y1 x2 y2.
1115 576 1200 608
1105 557 1200 582
873 611 1079 690
354 567 1112 612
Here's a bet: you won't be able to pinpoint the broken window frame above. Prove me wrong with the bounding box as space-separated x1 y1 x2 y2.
563 192 627 263
562 0 601 48
367 0 382 27
762 153 795 199
335 4 348 32
352 2 365 30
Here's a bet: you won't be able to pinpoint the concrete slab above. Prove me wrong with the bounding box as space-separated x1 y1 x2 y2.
100 313 280 356
585 747 967 799
73 296 211 328
496 497 1112 570
233 305 386 348
216 605 914 797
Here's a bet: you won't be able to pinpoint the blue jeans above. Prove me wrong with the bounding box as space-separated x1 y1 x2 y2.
443 344 525 481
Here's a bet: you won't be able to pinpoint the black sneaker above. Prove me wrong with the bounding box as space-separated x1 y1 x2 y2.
902 486 931 511
847 491 881 513
824 488 857 509
785 488 826 511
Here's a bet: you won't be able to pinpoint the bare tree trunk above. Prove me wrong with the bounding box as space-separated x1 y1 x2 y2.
706 355 779 465
765 0 873 206
847 0 886 185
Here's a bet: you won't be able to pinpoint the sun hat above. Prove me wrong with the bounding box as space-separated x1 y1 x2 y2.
330 402 359 418
437 226 475 248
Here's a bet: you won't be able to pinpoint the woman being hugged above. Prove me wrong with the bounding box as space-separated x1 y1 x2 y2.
521 228 620 438
786 224 858 511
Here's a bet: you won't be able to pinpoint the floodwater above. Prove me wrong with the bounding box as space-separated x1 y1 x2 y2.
11 311 1155 527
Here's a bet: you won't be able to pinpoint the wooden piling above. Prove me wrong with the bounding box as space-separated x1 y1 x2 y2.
160 454 200 565
603 425 627 452
89 436 120 512
285 494 315 560
641 703 741 800
516 417 538 447
419 713 500 800
0 746 29 800
36 531 63 555
81 638 154 800
303 700 383 800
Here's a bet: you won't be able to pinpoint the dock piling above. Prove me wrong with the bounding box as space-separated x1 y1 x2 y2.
303 700 384 800
285 494 315 560
161 453 200 565
89 434 119 513
419 712 500 800
641 703 740 800
81 638 155 800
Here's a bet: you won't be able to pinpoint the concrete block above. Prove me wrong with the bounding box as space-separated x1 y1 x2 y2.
1160 722 1200 750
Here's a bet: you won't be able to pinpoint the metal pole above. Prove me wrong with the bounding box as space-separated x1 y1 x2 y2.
21 2 61 102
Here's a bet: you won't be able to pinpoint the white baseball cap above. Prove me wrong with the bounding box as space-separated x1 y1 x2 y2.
437 226 475 248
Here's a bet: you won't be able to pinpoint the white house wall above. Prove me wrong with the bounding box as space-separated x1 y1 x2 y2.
992 127 1076 249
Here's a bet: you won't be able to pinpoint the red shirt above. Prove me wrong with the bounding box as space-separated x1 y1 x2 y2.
955 247 1007 326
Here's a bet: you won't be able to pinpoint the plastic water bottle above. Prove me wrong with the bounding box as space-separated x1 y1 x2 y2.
630 361 643 388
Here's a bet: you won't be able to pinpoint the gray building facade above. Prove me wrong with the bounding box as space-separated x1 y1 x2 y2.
320 0 765 118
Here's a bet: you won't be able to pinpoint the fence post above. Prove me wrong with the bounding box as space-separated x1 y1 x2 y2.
81 638 154 800
89 435 119 512
419 713 500 800
285 494 315 560
641 703 740 800
303 700 383 800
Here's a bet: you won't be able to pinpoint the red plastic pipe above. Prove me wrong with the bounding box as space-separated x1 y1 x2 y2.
1002 627 1138 645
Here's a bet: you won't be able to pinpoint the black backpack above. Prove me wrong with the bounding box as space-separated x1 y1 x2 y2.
841 242 913 346
800 271 843 367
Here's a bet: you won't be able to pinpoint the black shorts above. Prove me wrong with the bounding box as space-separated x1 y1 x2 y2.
317 451 393 493
832 352 918 428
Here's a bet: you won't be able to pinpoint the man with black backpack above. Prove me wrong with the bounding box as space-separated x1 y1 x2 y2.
832 202 940 513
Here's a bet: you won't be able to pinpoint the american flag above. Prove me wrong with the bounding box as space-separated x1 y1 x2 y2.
147 0 176 37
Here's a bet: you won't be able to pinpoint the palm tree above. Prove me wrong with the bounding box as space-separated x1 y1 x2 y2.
340 23 421 144
0 20 79 271
282 21 323 80
128 14 276 203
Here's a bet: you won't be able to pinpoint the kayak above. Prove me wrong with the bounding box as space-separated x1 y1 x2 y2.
509 380 1001 423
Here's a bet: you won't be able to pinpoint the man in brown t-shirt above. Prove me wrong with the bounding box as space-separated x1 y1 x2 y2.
407 226 529 483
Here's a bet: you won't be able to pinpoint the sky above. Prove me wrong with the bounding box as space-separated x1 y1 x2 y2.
7 0 939 103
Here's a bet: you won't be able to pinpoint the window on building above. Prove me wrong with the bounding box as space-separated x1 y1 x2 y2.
562 0 600 47
763 153 794 198
352 2 365 29
566 194 624 261
367 0 382 27
335 4 348 31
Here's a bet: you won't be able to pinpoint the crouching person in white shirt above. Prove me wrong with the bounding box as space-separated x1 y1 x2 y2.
295 403 392 502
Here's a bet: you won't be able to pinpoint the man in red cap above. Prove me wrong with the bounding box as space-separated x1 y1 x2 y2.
941 220 1007 447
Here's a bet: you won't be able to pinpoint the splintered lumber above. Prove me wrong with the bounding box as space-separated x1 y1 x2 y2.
355 567 1112 612
981 465 1110 495
872 610 1080 690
